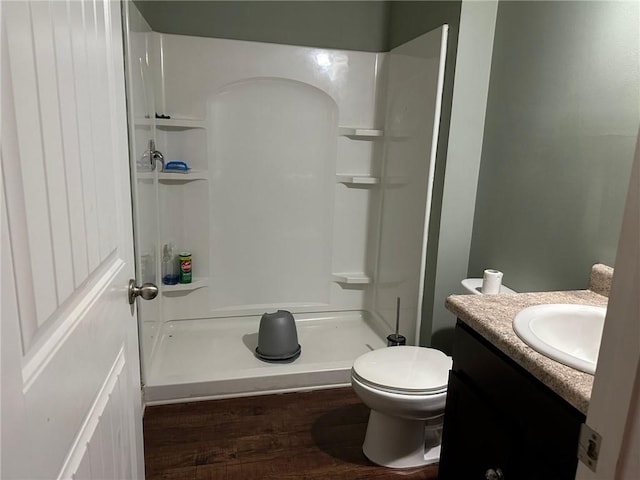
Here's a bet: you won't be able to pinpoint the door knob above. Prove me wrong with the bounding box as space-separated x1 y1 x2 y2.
128 279 158 304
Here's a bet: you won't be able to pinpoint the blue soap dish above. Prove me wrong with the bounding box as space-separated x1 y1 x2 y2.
164 161 190 172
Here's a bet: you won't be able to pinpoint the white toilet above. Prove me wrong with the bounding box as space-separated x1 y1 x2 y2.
350 346 452 469
350 277 513 468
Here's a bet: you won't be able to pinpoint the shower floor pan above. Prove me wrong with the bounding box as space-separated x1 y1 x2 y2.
144 310 388 404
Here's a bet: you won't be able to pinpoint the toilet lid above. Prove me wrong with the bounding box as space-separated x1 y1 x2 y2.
352 346 452 394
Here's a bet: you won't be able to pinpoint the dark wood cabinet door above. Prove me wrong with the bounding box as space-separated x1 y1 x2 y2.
438 371 520 480
439 322 585 480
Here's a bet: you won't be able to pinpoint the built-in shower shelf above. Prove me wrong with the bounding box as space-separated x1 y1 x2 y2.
156 118 207 130
336 175 380 186
137 170 208 181
332 273 372 285
338 127 384 139
160 170 208 181
162 277 208 294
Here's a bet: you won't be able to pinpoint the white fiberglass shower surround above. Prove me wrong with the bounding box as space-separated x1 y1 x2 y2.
125 6 448 404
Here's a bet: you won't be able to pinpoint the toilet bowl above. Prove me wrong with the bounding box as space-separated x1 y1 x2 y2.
350 346 452 468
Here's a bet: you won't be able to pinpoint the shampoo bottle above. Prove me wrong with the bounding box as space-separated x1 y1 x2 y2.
162 243 179 285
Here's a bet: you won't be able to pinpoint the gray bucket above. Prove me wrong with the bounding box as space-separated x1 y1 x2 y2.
255 310 301 362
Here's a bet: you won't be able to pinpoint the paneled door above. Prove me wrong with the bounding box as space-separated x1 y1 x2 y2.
1 1 144 479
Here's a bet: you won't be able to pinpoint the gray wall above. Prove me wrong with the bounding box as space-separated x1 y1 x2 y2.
132 1 463 53
388 1 461 50
132 1 390 52
426 1 497 353
469 1 639 293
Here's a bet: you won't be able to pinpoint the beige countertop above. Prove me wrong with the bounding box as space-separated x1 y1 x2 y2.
446 289 609 415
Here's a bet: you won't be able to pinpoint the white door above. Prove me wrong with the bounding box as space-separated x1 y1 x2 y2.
1 1 144 479
575 133 640 478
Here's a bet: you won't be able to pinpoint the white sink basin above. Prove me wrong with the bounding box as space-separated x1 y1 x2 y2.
513 304 606 374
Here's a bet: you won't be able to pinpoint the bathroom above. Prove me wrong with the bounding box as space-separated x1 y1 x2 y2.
0 0 640 480
1 0 638 479
126 0 639 477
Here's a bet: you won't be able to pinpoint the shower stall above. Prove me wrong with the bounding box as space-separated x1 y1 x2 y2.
124 4 448 404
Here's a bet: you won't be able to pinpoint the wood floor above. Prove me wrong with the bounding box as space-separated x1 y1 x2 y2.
144 388 439 479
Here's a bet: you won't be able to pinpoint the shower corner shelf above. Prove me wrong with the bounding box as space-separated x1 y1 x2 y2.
332 273 372 285
155 118 206 130
162 277 208 294
338 127 384 139
159 170 208 181
336 175 380 186
136 170 208 182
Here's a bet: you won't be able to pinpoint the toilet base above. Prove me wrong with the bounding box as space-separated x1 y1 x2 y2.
362 410 442 469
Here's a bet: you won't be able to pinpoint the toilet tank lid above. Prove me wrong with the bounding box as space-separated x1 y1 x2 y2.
353 346 452 393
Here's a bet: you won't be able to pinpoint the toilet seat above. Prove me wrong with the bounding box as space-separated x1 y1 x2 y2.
352 346 451 396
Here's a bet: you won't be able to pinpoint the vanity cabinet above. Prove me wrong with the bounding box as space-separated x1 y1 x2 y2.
438 321 585 480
